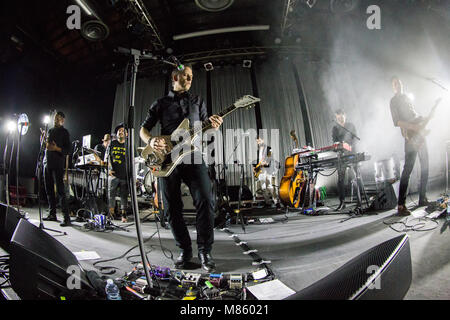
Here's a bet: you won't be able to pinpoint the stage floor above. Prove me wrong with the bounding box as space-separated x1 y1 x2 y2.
2 189 450 300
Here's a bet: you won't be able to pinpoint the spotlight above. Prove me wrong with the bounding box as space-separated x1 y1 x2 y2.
406 92 415 101
204 62 214 71
242 60 252 68
81 20 110 42
43 115 51 125
6 121 16 133
195 0 234 12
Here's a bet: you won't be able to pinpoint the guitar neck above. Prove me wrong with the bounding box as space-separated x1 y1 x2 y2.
190 104 238 136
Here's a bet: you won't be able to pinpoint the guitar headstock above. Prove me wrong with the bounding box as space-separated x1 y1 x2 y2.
234 95 260 109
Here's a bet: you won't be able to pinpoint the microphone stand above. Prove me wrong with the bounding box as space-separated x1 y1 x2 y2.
218 134 247 232
116 47 188 295
35 118 66 235
122 48 156 293
333 120 360 141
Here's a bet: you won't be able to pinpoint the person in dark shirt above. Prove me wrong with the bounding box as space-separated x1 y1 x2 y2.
43 111 72 227
390 76 429 216
332 109 359 211
108 124 129 223
94 133 111 163
140 65 223 272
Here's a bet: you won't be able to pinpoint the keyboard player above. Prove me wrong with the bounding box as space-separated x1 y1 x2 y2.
331 109 360 211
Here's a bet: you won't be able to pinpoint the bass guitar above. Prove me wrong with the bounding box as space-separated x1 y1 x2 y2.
401 97 441 149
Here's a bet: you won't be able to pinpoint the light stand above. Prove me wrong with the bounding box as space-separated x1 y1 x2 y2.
14 114 30 215
3 128 14 206
35 111 66 235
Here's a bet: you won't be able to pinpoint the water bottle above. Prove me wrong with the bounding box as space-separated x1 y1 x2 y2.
105 279 122 300
447 199 450 221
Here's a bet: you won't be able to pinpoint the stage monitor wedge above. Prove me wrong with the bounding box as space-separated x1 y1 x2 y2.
285 234 412 300
0 203 23 252
9 219 97 300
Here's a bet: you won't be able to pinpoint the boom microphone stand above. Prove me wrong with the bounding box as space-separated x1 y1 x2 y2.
116 47 187 294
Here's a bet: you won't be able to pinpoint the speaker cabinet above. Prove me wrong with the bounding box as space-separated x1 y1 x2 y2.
285 234 412 300
370 181 399 210
9 219 96 300
0 203 23 252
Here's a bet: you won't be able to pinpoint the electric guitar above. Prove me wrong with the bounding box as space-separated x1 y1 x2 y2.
400 97 441 149
139 95 260 177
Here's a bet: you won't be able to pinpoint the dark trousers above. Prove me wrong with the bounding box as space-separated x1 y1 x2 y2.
109 177 129 217
159 163 215 254
398 141 429 205
44 165 68 217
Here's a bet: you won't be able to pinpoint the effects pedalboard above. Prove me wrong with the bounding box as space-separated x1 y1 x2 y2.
118 263 273 300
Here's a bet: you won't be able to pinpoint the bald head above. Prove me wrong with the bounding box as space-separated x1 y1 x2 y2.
172 65 193 93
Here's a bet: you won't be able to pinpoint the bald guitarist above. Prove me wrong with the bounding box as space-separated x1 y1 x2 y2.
390 76 441 216
140 65 222 273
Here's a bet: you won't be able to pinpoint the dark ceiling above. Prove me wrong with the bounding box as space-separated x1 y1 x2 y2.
1 0 450 81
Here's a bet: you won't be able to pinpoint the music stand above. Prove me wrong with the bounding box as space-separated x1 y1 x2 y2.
35 112 66 235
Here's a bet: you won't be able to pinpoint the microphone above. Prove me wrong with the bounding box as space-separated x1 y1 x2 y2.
171 56 185 71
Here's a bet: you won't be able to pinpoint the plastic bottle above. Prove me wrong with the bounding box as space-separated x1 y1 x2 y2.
447 199 450 221
105 279 122 300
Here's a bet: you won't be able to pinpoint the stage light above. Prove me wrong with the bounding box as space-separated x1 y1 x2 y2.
43 115 51 125
243 60 252 68
204 62 214 71
406 92 415 101
6 121 16 133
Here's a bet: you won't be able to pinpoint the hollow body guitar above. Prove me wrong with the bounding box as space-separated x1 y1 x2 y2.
279 131 309 208
139 95 260 178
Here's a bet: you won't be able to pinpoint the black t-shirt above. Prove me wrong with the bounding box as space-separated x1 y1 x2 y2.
44 126 71 169
332 122 357 149
110 140 127 179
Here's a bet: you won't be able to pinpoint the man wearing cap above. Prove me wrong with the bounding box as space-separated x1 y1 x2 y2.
43 111 72 227
140 65 223 272
108 124 129 223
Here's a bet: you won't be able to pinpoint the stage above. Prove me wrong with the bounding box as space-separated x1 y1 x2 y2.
2 189 449 300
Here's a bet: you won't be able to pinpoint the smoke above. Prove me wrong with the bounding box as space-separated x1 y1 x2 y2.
318 7 450 190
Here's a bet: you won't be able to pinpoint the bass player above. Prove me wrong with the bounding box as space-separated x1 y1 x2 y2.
390 76 438 216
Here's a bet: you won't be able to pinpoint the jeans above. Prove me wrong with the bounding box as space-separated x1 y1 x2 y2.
159 163 215 254
44 165 68 217
109 177 129 216
398 141 429 205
